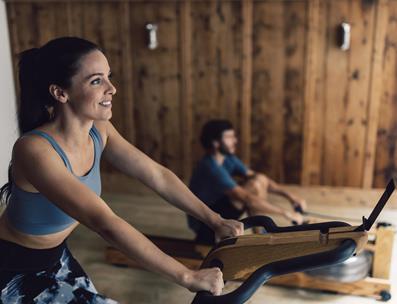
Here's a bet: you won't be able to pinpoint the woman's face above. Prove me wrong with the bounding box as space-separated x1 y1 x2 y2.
64 50 116 121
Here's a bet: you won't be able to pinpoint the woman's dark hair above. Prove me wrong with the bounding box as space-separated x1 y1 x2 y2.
0 37 100 206
200 119 234 150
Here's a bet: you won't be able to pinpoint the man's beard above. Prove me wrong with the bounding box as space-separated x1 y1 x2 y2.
219 141 233 155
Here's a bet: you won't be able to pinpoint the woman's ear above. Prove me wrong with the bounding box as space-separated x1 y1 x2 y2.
49 84 68 104
212 140 220 150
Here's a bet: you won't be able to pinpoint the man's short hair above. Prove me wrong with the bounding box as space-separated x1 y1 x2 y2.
200 119 234 150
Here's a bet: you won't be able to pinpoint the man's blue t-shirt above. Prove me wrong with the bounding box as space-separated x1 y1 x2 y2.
188 154 248 232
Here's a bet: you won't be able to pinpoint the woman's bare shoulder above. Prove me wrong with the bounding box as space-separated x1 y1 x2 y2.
11 133 58 191
13 132 53 158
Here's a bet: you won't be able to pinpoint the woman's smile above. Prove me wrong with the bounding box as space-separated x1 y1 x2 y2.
99 100 112 108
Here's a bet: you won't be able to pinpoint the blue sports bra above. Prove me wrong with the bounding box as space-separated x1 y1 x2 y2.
5 125 103 235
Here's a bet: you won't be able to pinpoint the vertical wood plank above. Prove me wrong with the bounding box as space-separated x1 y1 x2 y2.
190 1 242 165
130 2 183 176
120 1 135 145
313 0 328 185
322 0 350 186
282 0 306 183
241 0 253 166
35 2 69 45
191 1 217 161
363 0 388 188
345 0 376 187
67 1 83 38
251 1 306 183
179 0 193 180
301 0 321 185
372 227 394 279
216 2 242 135
374 0 397 187
323 0 377 187
8 3 38 53
251 1 286 181
6 3 21 109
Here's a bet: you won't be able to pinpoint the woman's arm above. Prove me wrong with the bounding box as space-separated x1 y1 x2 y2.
12 135 224 295
100 121 243 239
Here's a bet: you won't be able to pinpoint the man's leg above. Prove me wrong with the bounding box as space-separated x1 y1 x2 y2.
231 174 272 232
258 173 306 209
240 173 304 208
230 174 271 213
231 173 304 226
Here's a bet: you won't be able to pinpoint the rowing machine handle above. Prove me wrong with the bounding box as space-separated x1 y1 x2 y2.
294 205 304 214
240 215 350 233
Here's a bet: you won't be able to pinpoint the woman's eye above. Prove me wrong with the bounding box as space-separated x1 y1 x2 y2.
91 78 101 85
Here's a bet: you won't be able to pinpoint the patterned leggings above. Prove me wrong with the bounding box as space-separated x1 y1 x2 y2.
0 239 118 304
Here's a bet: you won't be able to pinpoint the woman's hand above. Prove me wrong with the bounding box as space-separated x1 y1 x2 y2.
212 218 244 243
182 268 224 295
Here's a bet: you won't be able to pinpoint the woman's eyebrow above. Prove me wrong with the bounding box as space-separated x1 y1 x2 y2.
84 71 112 80
84 72 104 80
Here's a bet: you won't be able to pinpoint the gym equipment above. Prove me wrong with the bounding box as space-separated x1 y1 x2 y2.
294 204 360 222
303 249 372 282
106 180 396 303
191 179 394 303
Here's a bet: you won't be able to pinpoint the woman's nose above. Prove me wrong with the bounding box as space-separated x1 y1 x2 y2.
107 81 117 95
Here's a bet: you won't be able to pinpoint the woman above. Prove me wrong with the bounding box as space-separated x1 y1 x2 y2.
0 37 244 303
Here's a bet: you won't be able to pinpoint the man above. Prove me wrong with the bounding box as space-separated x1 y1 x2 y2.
188 120 306 244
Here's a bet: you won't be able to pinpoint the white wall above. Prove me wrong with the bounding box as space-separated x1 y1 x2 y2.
0 1 18 186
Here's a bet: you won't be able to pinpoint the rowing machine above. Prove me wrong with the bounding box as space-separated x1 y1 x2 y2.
191 179 395 303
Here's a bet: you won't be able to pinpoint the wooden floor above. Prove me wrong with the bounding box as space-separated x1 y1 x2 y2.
67 185 397 304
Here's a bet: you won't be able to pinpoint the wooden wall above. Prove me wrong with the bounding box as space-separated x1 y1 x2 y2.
5 0 397 190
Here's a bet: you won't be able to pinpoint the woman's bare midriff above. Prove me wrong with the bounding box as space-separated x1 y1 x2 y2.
0 212 79 249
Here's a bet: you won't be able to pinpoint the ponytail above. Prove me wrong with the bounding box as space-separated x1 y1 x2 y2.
0 163 12 206
18 48 53 134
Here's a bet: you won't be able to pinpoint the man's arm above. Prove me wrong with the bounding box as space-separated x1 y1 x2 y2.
242 169 307 211
266 176 307 210
224 185 302 223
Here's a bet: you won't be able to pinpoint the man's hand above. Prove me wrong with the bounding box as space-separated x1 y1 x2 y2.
212 218 244 243
291 197 307 212
284 210 304 225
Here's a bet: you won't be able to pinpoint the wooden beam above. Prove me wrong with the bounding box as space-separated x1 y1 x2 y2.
241 0 253 166
179 0 193 181
120 1 136 144
362 0 389 188
5 2 20 115
269 273 390 298
372 226 394 279
301 0 321 185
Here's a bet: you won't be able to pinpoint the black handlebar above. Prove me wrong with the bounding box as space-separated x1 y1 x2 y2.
241 215 350 232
